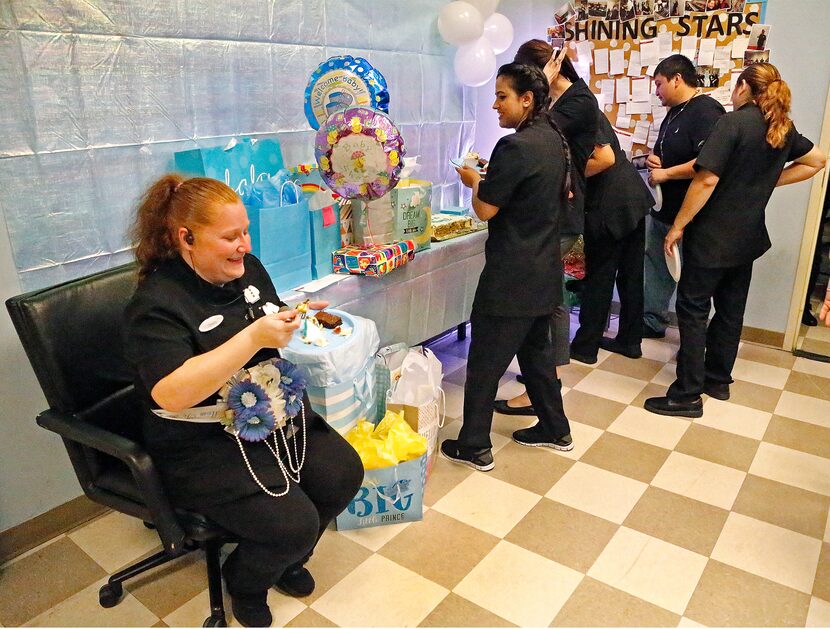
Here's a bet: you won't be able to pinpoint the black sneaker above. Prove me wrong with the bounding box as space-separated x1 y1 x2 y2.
230 592 272 627
512 425 574 451
440 439 495 471
275 565 315 597
644 395 703 418
569 346 598 364
703 382 730 401
599 337 642 359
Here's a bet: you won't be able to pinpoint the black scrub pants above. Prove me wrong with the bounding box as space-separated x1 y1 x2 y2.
571 217 646 357
667 261 754 401
201 420 363 597
458 310 572 449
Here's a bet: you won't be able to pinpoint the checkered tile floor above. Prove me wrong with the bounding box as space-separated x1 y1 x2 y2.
3 320 830 627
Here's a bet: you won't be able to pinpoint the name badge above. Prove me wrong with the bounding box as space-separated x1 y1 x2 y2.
199 314 224 332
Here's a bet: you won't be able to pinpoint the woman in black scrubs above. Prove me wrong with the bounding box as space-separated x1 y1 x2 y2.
645 63 826 417
495 40 600 415
440 63 574 470
125 176 363 626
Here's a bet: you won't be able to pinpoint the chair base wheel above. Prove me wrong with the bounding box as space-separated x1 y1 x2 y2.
203 615 227 627
99 582 123 608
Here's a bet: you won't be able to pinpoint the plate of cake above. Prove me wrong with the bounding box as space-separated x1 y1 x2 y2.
450 151 488 175
287 309 355 353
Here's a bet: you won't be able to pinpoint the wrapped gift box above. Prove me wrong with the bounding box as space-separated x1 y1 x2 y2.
332 240 416 277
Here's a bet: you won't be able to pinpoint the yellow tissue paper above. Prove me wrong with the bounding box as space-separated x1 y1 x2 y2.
345 411 428 470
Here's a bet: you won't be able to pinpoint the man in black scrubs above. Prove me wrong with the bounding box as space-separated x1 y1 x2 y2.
643 55 725 339
645 63 825 417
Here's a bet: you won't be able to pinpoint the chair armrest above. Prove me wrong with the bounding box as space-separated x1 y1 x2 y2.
37 409 187 555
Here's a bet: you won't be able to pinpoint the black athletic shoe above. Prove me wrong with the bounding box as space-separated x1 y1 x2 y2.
642 326 666 339
703 382 730 401
493 399 536 416
275 565 315 597
644 395 703 418
512 425 574 451
599 337 642 359
440 439 495 471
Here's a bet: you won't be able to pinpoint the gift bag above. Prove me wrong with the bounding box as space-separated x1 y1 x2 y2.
243 176 312 293
307 190 342 279
351 179 432 251
305 356 376 434
175 137 285 195
374 342 410 420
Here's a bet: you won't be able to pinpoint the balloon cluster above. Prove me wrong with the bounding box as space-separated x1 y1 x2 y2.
437 0 514 87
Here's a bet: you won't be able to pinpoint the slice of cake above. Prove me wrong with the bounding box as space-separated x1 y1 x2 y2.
314 310 342 329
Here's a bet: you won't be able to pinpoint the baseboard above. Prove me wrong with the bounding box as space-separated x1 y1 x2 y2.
0 496 108 565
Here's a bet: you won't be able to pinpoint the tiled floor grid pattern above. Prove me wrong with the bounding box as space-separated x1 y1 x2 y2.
3 323 830 627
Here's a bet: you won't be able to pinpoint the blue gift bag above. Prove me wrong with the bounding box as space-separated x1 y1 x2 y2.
308 199 341 279
335 453 426 530
174 137 285 195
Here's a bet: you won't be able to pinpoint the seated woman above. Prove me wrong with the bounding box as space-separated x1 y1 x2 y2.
124 175 363 627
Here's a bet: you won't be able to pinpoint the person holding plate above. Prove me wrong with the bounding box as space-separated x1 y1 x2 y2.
440 63 574 471
646 63 826 417
125 175 363 627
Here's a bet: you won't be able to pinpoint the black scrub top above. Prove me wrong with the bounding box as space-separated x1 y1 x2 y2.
550 78 600 236
585 112 655 240
685 103 814 268
124 254 296 508
475 115 568 317
653 94 725 224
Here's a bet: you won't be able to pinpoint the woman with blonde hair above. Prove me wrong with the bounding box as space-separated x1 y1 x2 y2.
645 63 826 417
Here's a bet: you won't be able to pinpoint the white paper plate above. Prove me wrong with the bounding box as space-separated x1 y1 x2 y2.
449 157 486 175
651 182 663 212
665 242 681 282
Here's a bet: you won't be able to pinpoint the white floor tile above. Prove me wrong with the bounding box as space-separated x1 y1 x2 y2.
573 369 648 405
697 399 771 440
807 597 830 627
731 357 790 389
651 363 678 386
641 340 679 364
548 420 604 461
774 391 830 429
68 511 161 574
793 357 830 379
749 442 830 497
651 451 746 510
608 406 690 450
678 616 707 627
337 519 415 553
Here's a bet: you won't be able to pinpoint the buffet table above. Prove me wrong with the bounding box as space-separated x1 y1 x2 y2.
283 230 487 347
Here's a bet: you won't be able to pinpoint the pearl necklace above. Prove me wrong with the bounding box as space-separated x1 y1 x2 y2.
234 402 308 498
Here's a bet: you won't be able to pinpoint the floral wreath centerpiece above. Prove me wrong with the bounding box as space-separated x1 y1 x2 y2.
218 358 309 498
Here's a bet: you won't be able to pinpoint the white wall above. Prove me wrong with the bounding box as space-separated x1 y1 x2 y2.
475 0 830 335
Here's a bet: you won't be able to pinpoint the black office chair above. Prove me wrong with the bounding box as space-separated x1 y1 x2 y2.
6 263 231 627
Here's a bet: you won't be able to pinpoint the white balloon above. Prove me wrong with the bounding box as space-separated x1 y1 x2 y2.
465 0 499 19
437 1 484 46
454 37 497 87
482 12 513 55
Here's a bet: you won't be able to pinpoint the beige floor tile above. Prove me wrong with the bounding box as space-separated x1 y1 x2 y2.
581 432 671 484
164 587 305 627
547 419 604 461
750 442 830 497
562 389 627 430
598 354 666 382
552 577 681 627
711 512 822 593
675 423 759 472
807 597 830 627
422 448 473 507
559 362 593 388
697 399 772 440
24 577 159 627
651 451 746 510
68 511 161 574
801 337 830 356
311 554 447 627
488 441 574 495
127 552 211 619
731 357 790 389
651 363 677 386
378 509 498 590
684 559 810 627
607 406 690 450
806 325 830 342
732 474 830 540
336 517 416 553
775 391 830 429
454 540 583 627
573 369 649 405
285 608 337 627
826 508 830 543
546 461 647 524
0 536 106 626
813 543 830 601
737 343 796 369
785 370 830 402
418 593 516 627
677 616 706 627
632 381 677 409
304 529 373 604
588 526 708 615
624 487 729 556
442 381 465 421
641 338 680 363
793 357 830 379
431 472 541 538
505 497 619 573
727 379 782 413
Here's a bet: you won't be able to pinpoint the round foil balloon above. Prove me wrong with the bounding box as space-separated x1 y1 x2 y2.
314 107 405 201
304 56 390 130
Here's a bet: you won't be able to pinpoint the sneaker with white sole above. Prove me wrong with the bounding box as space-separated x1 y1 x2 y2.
512 425 574 451
440 439 495 471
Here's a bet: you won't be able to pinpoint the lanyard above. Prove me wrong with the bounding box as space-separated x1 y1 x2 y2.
657 94 698 160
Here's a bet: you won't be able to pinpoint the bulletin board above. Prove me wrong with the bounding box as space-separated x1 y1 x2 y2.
549 1 769 158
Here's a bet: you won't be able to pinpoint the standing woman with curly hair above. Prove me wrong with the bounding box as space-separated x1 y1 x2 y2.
646 63 826 418
440 63 574 471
